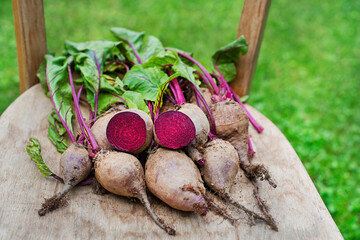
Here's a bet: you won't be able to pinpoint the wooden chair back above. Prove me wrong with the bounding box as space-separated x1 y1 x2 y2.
12 0 271 97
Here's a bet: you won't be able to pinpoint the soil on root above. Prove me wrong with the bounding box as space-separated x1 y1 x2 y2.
38 195 68 216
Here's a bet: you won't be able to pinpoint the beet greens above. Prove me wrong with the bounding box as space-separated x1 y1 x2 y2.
26 27 276 233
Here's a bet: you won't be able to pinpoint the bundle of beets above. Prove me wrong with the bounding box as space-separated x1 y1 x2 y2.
26 27 278 235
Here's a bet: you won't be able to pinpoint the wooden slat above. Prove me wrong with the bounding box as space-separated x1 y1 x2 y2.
230 0 271 97
12 0 47 93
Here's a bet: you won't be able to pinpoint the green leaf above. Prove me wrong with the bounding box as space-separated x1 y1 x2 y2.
211 36 248 82
26 138 54 177
48 110 69 153
142 50 177 67
110 27 145 49
165 47 195 66
122 64 169 101
104 61 127 73
138 35 164 62
144 50 199 86
172 56 199 85
45 55 75 135
37 56 49 92
65 40 121 68
240 95 249 103
122 91 150 115
123 50 198 114
217 63 237 84
153 72 181 114
101 76 125 95
67 46 126 115
74 53 101 111
97 93 124 114
111 27 164 64
111 28 145 64
165 47 193 57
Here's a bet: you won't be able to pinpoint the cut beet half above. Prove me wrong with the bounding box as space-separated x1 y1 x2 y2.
106 112 147 152
154 111 196 149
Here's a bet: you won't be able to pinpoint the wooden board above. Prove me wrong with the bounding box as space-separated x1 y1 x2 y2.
0 84 343 239
12 0 47 93
231 0 271 97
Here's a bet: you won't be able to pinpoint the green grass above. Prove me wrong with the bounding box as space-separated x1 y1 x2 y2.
253 1 360 238
1 0 359 238
0 2 19 111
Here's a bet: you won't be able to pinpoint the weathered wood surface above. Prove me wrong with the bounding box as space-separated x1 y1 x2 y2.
231 0 271 97
0 85 343 240
12 0 47 93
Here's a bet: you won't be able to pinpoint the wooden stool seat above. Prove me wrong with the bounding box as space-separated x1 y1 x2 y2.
0 84 343 239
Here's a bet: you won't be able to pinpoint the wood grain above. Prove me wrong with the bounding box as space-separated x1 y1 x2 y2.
0 85 343 239
230 0 271 97
12 0 47 93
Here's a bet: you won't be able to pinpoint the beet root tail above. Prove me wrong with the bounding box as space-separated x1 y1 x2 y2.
243 164 277 188
38 184 72 216
139 191 176 235
204 193 238 225
218 191 278 231
251 182 278 231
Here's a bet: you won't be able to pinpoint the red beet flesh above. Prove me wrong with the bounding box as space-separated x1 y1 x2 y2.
106 112 146 152
154 111 196 149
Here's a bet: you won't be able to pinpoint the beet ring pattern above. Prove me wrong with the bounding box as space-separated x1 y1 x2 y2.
106 112 147 152
154 111 196 149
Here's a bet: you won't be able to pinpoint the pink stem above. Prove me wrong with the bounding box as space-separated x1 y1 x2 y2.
110 93 127 103
118 61 130 72
194 91 203 111
127 42 142 64
168 82 179 104
155 107 160 121
212 47 263 132
214 58 233 99
231 88 264 133
170 78 186 105
76 87 87 143
80 97 95 129
248 136 255 157
46 63 76 142
68 66 100 152
175 51 219 95
210 73 228 100
147 101 154 122
93 51 101 120
191 84 216 136
165 95 177 105
194 71 214 95
208 132 217 140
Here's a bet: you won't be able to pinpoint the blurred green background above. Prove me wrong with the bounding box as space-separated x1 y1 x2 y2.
1 0 359 238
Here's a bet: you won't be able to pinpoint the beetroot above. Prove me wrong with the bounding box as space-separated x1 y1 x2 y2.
201 139 239 195
95 151 175 235
201 138 278 230
210 99 276 187
91 105 127 150
153 110 196 149
38 65 98 216
181 103 210 160
38 143 92 216
154 76 209 152
153 103 209 154
146 147 238 223
190 87 275 186
145 148 208 214
106 109 153 154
